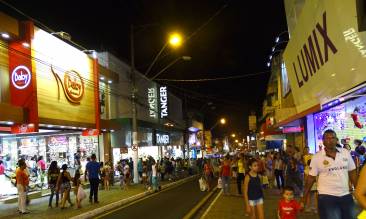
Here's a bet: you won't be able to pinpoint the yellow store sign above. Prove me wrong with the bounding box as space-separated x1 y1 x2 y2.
283 0 366 113
32 27 96 125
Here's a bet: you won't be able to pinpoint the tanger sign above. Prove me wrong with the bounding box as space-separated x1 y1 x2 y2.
148 87 158 118
11 65 32 90
156 133 170 145
160 86 168 118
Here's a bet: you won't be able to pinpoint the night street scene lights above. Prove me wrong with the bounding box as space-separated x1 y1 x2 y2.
220 118 226 125
168 32 183 48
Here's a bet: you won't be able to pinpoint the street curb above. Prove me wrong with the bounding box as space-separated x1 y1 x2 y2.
70 174 198 219
182 186 219 219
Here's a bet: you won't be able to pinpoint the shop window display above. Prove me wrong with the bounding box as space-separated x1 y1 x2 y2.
314 96 366 151
0 132 99 199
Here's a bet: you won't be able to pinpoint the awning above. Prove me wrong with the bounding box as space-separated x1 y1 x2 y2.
275 104 320 128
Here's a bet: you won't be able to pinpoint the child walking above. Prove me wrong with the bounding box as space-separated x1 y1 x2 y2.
244 158 264 219
278 186 302 219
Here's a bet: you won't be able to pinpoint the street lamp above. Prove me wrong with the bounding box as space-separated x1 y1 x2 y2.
169 33 183 48
145 32 184 76
150 55 191 80
231 133 236 138
130 26 185 183
220 118 226 125
235 139 239 143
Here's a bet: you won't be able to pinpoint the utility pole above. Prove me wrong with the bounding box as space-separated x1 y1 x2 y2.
130 24 139 184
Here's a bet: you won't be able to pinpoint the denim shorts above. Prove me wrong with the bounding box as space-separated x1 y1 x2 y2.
248 198 263 206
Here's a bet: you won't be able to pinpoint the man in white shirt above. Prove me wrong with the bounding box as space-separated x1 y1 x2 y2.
301 129 357 219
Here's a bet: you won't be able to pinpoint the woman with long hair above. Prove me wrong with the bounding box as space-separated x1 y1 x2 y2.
48 161 60 208
57 164 73 209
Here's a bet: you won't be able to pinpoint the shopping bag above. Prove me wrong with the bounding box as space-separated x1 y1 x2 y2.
199 177 207 191
77 185 87 200
217 177 223 189
262 175 269 185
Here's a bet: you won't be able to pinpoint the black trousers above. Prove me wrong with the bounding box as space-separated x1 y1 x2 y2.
89 178 100 202
236 173 245 194
274 169 284 189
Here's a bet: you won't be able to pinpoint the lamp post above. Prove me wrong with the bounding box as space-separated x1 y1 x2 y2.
150 56 191 80
130 27 184 183
202 117 226 157
144 32 183 77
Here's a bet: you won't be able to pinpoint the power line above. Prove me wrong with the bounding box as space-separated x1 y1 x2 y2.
155 71 269 82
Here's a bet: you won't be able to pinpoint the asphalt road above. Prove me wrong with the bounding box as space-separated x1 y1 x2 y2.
97 177 210 219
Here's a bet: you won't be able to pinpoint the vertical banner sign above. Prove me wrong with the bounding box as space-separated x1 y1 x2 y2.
148 86 158 119
8 21 38 129
160 86 168 118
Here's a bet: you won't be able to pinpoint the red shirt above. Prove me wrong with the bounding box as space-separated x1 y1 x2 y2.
0 164 4 175
278 199 301 219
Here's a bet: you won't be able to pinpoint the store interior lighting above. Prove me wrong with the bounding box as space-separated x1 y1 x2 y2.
1 32 10 39
22 42 30 48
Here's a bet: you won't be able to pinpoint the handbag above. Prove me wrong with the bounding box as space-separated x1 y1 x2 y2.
217 177 223 189
199 177 207 191
77 185 86 200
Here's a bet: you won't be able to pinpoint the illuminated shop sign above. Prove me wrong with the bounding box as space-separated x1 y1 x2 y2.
11 65 32 90
51 66 85 104
148 87 158 118
160 86 168 118
157 133 170 145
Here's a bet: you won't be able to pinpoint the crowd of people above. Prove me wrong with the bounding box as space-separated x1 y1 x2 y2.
12 153 199 215
200 129 366 219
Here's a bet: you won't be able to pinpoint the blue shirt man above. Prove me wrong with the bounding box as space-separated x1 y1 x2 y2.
85 154 100 203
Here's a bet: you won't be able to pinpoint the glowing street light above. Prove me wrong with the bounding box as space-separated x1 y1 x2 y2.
231 133 236 138
169 33 183 48
235 139 239 143
220 118 226 124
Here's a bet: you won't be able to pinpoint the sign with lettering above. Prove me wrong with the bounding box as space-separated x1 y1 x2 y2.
160 86 168 118
11 66 32 90
11 124 35 134
51 66 85 104
156 133 170 145
283 0 366 113
148 87 158 118
33 27 96 124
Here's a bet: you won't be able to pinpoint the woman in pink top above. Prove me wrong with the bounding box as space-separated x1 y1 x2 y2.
0 160 4 175
37 156 46 173
221 155 231 195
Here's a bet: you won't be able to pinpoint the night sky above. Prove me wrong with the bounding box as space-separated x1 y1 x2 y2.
1 0 288 137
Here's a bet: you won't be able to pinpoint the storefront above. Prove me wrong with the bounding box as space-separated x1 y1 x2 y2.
0 14 100 199
281 0 366 153
305 89 366 152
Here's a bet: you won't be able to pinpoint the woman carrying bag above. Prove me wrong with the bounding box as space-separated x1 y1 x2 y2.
57 164 73 209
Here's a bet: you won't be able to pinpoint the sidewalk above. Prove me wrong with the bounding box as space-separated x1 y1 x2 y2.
201 181 320 219
0 174 193 219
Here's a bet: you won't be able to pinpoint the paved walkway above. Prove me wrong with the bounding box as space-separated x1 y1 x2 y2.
202 182 320 219
0 177 186 219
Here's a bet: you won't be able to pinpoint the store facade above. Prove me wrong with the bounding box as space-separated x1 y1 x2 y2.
282 0 366 152
97 52 185 165
0 14 100 198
